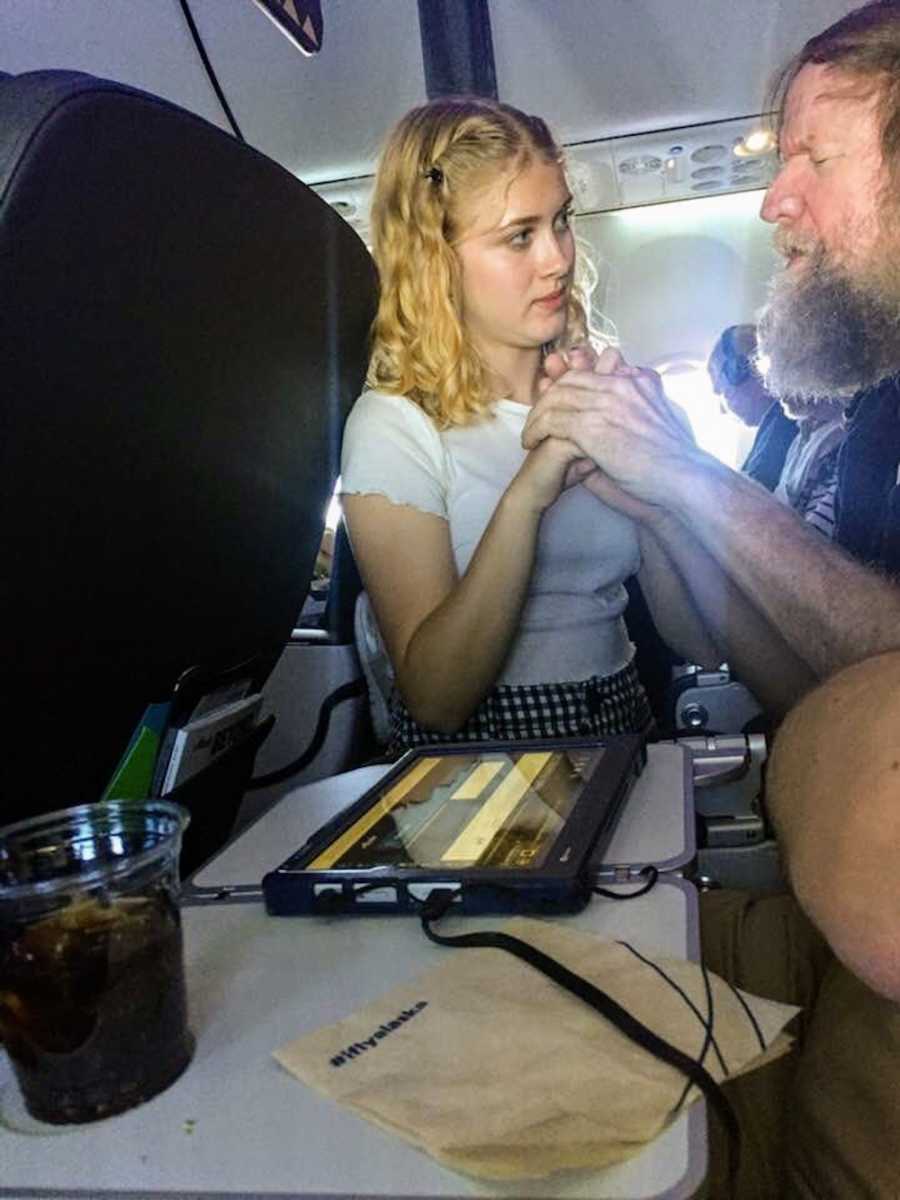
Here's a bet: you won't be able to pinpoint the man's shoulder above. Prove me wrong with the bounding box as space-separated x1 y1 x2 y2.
852 374 900 424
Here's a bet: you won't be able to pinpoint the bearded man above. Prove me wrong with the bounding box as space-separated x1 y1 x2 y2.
526 2 900 723
746 19 900 574
527 3 900 1194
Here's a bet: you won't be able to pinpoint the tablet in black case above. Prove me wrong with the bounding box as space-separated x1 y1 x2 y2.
262 736 645 916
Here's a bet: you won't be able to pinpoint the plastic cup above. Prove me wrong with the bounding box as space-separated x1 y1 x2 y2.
0 800 194 1124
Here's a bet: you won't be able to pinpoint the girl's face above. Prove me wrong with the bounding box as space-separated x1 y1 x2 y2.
454 159 574 368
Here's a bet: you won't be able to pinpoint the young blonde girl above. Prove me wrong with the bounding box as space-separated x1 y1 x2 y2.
341 97 715 750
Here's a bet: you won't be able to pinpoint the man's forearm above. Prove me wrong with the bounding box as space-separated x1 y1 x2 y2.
668 456 900 680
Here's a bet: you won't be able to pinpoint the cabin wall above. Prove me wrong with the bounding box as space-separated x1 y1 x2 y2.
579 187 780 465
581 188 777 367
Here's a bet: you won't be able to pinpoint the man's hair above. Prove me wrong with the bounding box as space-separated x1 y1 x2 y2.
366 96 595 428
771 2 900 176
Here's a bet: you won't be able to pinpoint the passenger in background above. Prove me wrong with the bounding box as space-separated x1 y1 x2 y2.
710 322 847 540
707 324 773 428
340 97 718 752
742 357 848 547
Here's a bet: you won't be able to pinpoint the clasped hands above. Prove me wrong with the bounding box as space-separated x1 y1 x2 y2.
527 344 701 518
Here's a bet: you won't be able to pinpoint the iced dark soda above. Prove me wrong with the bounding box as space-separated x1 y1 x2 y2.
0 889 194 1124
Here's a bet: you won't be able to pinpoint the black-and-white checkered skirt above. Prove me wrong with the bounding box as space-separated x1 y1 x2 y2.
389 658 653 753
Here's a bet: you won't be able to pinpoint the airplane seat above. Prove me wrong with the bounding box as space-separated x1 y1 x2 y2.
0 69 377 873
623 574 683 731
352 589 394 748
322 519 364 644
234 519 382 831
666 665 765 735
624 574 779 888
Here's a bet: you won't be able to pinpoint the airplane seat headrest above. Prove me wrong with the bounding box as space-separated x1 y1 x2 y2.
0 69 378 822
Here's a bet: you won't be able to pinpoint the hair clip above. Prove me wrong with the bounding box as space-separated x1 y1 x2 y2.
423 165 444 185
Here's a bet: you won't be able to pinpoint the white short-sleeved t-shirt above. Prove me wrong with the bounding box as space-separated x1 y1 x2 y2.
340 389 641 687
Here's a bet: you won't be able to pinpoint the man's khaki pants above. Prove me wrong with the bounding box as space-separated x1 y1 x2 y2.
699 890 900 1199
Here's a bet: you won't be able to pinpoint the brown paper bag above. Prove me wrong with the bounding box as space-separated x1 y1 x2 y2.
275 917 799 1181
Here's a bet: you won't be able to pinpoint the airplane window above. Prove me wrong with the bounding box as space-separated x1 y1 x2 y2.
579 189 775 473
656 356 755 469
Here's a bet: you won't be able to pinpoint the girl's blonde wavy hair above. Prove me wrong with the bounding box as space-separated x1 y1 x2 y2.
366 96 599 428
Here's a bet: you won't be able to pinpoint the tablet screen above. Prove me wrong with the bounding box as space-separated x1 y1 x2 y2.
305 747 606 872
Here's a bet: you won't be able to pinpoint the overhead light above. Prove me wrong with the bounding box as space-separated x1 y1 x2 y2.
618 154 663 176
734 129 776 157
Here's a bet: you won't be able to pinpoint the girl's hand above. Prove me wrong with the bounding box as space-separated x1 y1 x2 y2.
539 344 675 523
523 355 700 506
541 343 640 393
506 436 588 515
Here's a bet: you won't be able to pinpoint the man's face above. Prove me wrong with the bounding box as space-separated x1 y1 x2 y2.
757 63 900 407
762 62 885 273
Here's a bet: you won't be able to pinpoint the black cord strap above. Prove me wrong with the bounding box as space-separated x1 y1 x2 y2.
619 939 725 1116
594 865 659 900
178 0 245 141
420 895 740 1183
247 678 366 789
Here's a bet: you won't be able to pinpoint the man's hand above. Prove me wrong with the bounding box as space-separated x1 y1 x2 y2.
578 466 663 524
541 345 663 522
527 349 703 506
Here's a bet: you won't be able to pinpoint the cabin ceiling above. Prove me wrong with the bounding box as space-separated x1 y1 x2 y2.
3 0 858 221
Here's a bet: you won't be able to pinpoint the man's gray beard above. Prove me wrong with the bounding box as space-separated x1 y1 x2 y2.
757 247 900 419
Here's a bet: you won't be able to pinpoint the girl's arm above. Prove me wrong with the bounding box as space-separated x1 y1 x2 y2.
635 526 722 670
343 437 582 733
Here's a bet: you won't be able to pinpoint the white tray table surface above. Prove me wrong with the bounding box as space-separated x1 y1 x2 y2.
1 878 704 1200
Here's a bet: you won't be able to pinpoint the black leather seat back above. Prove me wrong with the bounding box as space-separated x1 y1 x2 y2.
0 71 377 820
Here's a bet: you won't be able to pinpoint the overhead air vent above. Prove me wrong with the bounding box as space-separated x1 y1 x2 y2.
330 199 357 219
691 144 727 164
310 114 779 224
